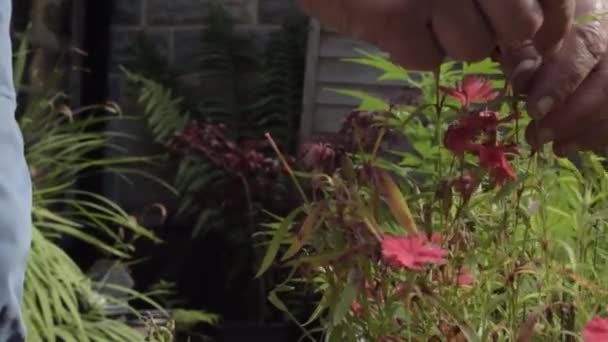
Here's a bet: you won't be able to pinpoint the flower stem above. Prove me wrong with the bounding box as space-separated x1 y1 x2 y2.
265 133 309 205
434 71 447 180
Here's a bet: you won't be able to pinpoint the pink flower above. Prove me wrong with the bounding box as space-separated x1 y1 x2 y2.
351 301 363 316
451 174 478 200
584 316 608 342
381 234 447 271
300 143 336 171
477 143 518 185
431 233 445 245
456 268 474 287
440 76 499 108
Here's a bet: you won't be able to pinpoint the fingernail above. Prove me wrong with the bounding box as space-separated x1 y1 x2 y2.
511 57 541 93
535 97 554 119
512 58 541 77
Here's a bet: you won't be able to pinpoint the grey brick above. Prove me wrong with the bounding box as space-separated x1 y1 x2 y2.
172 28 204 72
239 27 277 51
146 0 208 25
109 29 170 72
146 0 256 25
108 74 124 103
112 0 143 26
258 0 298 25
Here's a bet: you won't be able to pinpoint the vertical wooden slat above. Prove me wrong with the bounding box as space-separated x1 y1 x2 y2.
299 18 321 144
301 24 419 140
69 0 85 108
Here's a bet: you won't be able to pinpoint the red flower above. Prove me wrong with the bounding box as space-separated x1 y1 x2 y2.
451 174 477 200
301 143 336 171
444 111 518 155
444 125 478 156
440 76 499 108
431 233 444 245
456 268 474 287
584 316 608 342
477 143 518 185
351 301 363 316
381 234 447 271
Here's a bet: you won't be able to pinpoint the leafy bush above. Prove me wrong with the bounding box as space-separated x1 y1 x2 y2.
258 54 608 341
124 3 306 236
15 32 217 341
121 4 309 323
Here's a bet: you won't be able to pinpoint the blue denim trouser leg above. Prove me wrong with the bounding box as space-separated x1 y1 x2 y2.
0 1 33 341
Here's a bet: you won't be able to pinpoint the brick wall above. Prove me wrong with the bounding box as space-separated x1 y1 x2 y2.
106 0 300 212
108 0 299 97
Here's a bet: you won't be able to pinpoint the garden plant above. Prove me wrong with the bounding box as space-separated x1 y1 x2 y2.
258 52 608 341
15 32 217 341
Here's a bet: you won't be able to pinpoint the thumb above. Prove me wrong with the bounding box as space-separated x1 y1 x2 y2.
497 41 542 95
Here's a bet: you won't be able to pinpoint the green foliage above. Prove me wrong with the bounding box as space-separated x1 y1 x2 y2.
257 52 608 341
172 309 220 333
122 4 308 324
250 15 308 150
124 4 306 236
194 2 260 132
121 67 188 144
14 34 177 341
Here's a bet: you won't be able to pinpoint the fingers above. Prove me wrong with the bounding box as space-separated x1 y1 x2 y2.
534 0 576 53
552 120 608 156
374 2 444 70
431 0 494 61
476 0 544 46
382 22 445 71
298 0 578 72
299 0 445 70
525 21 608 120
499 42 542 94
525 53 608 148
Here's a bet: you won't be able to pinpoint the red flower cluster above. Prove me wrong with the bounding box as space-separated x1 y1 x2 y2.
168 121 293 214
441 77 519 185
477 143 518 185
584 316 608 342
440 76 498 108
444 111 519 185
381 234 447 271
340 110 386 151
170 121 284 176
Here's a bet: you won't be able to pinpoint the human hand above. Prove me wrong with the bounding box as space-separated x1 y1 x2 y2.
298 0 574 71
519 0 608 155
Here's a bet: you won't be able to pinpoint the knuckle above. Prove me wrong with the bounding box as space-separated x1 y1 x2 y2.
577 24 608 61
517 11 543 39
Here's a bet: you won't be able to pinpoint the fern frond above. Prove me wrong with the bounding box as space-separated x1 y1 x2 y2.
123 68 189 143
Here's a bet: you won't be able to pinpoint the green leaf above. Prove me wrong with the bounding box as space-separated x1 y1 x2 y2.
343 49 411 83
327 88 390 112
172 309 220 332
331 282 358 325
282 205 323 261
256 207 304 277
428 296 481 342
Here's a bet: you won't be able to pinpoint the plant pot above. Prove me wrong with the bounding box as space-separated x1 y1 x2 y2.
220 322 298 342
